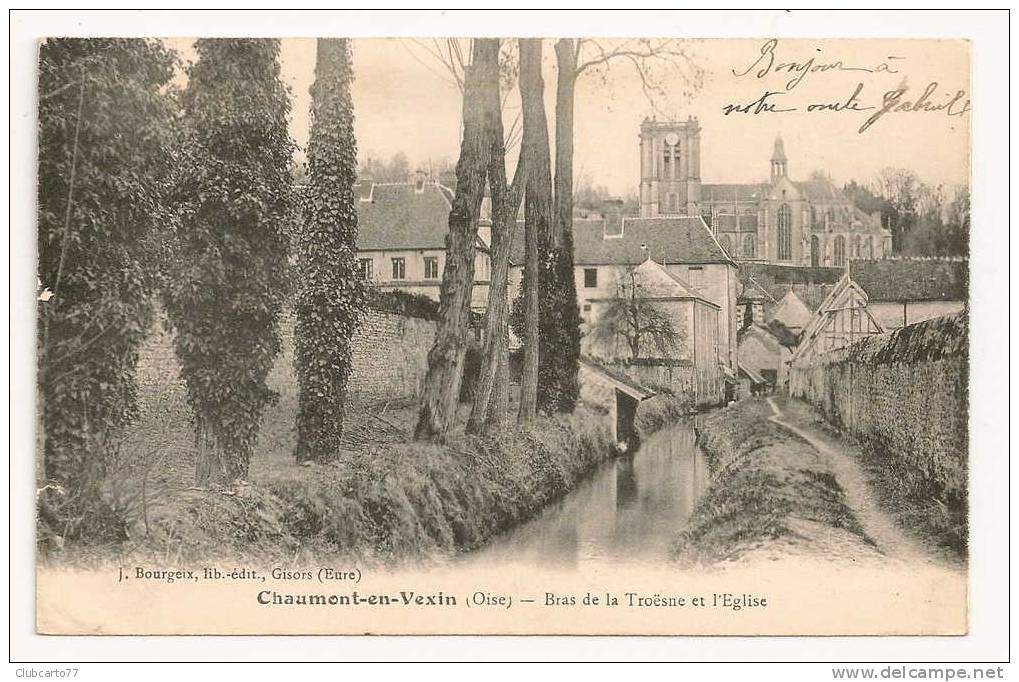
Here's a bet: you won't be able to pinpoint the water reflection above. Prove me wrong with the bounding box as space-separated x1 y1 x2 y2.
468 420 709 569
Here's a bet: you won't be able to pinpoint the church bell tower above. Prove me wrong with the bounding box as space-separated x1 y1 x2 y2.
639 117 702 218
770 133 788 181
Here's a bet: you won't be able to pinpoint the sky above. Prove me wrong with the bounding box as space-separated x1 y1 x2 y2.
165 37 971 196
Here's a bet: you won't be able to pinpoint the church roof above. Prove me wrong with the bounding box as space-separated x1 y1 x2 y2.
354 181 481 252
849 259 968 302
771 134 787 162
794 179 844 203
701 183 765 203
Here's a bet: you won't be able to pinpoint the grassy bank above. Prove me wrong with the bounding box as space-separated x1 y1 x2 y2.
43 406 623 567
41 304 697 567
671 398 872 565
779 399 967 558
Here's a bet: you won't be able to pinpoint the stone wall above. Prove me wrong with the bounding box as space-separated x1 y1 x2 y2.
789 312 968 500
346 311 436 405
137 307 436 409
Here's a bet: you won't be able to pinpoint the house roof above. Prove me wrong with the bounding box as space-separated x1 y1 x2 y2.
355 181 479 252
771 290 813 330
766 319 801 348
523 215 734 267
630 258 716 306
578 357 657 401
849 258 968 302
737 287 768 302
738 321 797 351
738 361 768 385
738 263 842 313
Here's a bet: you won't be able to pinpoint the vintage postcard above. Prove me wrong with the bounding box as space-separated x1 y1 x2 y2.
32 30 972 637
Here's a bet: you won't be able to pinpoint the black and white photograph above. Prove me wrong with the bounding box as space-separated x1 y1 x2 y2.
9 8 1010 667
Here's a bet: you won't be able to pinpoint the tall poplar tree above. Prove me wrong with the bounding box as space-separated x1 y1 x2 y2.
165 39 293 486
414 39 499 442
37 38 178 541
294 38 365 463
516 38 553 425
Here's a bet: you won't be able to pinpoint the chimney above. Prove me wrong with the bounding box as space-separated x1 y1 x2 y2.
602 199 624 238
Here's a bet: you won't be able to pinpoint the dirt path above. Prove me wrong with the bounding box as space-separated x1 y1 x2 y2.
766 396 963 570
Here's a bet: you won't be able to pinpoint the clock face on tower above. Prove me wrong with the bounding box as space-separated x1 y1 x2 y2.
664 132 680 146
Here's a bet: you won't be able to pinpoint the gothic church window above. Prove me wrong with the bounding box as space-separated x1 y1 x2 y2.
744 234 756 258
777 204 792 260
833 235 846 267
810 235 820 267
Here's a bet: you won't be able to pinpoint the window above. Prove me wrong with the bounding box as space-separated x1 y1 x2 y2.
667 193 678 214
687 266 704 288
582 303 592 321
852 235 861 259
865 236 874 259
583 268 598 288
424 256 439 280
391 257 406 280
358 258 373 281
833 235 846 267
810 235 820 267
777 204 792 260
743 234 756 258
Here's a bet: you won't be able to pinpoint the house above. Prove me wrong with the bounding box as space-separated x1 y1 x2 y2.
354 174 492 312
736 286 768 327
738 262 842 323
790 274 886 367
510 210 739 373
737 321 797 392
584 258 723 405
771 290 813 333
738 362 769 397
577 358 656 449
848 258 968 331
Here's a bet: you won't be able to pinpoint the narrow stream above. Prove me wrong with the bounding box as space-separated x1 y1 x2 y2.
469 420 710 569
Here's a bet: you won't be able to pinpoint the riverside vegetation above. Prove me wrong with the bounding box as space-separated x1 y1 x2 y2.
671 398 873 565
41 311 694 567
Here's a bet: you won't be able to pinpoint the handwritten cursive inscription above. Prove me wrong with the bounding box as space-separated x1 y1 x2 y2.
858 82 971 134
733 39 904 91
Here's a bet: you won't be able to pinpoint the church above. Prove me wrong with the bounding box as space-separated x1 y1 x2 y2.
637 117 892 267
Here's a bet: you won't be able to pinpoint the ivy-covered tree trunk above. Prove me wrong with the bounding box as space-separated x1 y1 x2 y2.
294 38 365 463
414 39 499 442
36 38 178 542
165 39 293 487
537 38 582 414
517 38 553 425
